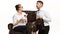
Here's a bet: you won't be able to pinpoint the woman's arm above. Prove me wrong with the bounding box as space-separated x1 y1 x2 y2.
14 18 24 26
13 15 25 26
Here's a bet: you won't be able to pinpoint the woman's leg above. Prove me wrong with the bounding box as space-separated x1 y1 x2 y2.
13 26 30 34
13 26 23 32
22 26 26 34
26 26 30 34
13 26 27 34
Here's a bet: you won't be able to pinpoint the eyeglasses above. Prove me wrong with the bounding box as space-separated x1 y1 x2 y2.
19 6 23 8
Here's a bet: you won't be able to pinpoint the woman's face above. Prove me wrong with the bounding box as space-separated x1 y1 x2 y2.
18 5 23 12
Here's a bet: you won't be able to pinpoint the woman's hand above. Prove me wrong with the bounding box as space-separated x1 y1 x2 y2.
19 18 24 22
14 19 25 26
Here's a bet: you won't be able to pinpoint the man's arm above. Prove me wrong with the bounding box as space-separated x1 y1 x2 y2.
42 11 51 22
36 11 51 22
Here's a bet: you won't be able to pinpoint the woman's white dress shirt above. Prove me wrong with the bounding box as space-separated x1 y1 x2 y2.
13 12 27 28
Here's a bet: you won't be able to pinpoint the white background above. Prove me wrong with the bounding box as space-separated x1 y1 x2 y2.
0 0 60 34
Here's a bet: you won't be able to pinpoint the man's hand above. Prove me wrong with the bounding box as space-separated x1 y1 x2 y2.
36 16 43 19
39 16 43 19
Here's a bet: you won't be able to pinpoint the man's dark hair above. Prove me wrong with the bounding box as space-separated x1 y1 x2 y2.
37 1 43 5
15 4 21 11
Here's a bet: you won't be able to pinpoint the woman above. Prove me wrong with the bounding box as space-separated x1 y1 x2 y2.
12 4 28 34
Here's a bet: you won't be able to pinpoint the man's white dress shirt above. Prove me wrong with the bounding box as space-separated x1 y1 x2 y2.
36 10 51 26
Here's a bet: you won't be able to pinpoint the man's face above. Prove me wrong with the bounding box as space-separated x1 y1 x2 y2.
36 2 43 9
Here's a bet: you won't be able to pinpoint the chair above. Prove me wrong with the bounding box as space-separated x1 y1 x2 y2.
8 10 37 34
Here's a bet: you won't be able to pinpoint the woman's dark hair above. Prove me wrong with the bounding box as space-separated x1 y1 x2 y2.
15 4 21 11
37 1 43 5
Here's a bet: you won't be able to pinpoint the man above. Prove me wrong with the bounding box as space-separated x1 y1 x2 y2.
36 1 51 34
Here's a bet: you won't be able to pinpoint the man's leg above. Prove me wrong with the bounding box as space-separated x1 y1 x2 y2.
44 26 50 34
38 29 44 34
